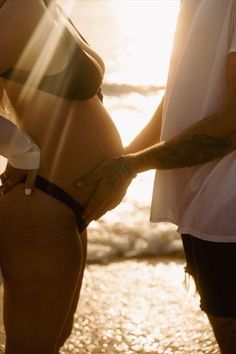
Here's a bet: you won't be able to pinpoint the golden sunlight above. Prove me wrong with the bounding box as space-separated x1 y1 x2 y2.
61 0 180 87
106 0 180 86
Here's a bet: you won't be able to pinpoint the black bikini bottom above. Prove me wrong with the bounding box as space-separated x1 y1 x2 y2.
35 175 87 233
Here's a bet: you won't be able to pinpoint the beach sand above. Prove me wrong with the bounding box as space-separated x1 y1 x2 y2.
0 258 219 354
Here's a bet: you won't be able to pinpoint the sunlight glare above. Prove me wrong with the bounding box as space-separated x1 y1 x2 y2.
106 0 180 86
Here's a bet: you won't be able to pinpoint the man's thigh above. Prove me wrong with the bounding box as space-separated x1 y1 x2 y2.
181 234 236 317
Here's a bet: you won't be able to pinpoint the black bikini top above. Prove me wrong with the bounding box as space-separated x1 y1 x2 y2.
0 0 104 101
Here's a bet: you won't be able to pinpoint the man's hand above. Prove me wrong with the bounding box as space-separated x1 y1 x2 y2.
76 157 135 224
0 163 38 196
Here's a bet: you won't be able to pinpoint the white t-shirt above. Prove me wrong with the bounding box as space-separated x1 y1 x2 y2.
150 0 236 242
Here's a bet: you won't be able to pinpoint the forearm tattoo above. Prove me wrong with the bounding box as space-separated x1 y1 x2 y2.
150 134 233 169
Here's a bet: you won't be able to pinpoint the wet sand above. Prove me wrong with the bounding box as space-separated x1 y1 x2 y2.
0 258 219 353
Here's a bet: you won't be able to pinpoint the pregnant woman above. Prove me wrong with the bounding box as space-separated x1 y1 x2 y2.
0 0 123 353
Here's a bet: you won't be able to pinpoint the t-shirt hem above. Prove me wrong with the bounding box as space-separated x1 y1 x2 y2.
150 216 178 226
150 217 236 242
177 227 236 242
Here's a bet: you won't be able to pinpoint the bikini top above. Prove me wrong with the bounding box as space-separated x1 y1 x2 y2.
0 1 104 101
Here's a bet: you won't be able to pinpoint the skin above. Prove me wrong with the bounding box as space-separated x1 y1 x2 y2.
0 1 123 353
78 53 236 224
0 0 123 208
0 163 38 196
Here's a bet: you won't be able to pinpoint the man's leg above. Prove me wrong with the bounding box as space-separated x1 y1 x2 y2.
208 315 236 354
181 235 236 354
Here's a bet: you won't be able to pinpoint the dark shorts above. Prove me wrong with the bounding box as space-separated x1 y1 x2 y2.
181 234 236 317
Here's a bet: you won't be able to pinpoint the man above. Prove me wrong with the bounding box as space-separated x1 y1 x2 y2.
77 1 236 352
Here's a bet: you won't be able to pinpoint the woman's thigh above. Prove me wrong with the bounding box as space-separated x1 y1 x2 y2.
0 185 87 353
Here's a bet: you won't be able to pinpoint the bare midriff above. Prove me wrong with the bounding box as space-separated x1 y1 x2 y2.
3 79 123 207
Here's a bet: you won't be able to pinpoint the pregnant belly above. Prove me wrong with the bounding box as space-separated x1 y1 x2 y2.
4 83 123 206
41 102 123 206
58 100 123 206
24 98 123 205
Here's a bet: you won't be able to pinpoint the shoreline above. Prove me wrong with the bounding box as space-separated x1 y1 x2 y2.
86 253 185 265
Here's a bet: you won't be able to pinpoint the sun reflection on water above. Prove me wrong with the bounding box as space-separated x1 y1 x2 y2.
62 260 218 354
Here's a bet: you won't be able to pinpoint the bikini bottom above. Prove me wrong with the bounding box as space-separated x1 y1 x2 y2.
35 175 87 233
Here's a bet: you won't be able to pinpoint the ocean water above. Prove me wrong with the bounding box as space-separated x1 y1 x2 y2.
62 0 182 263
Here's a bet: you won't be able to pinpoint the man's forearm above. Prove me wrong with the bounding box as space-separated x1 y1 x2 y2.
124 74 236 174
151 134 233 168
122 109 236 175
125 133 233 174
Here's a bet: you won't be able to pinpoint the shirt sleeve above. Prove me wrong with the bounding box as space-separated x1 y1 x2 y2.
0 116 40 169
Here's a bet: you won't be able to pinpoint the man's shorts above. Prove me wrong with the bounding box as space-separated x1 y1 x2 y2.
181 234 236 317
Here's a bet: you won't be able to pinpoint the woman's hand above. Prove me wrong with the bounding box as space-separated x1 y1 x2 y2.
0 163 38 196
76 157 135 224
